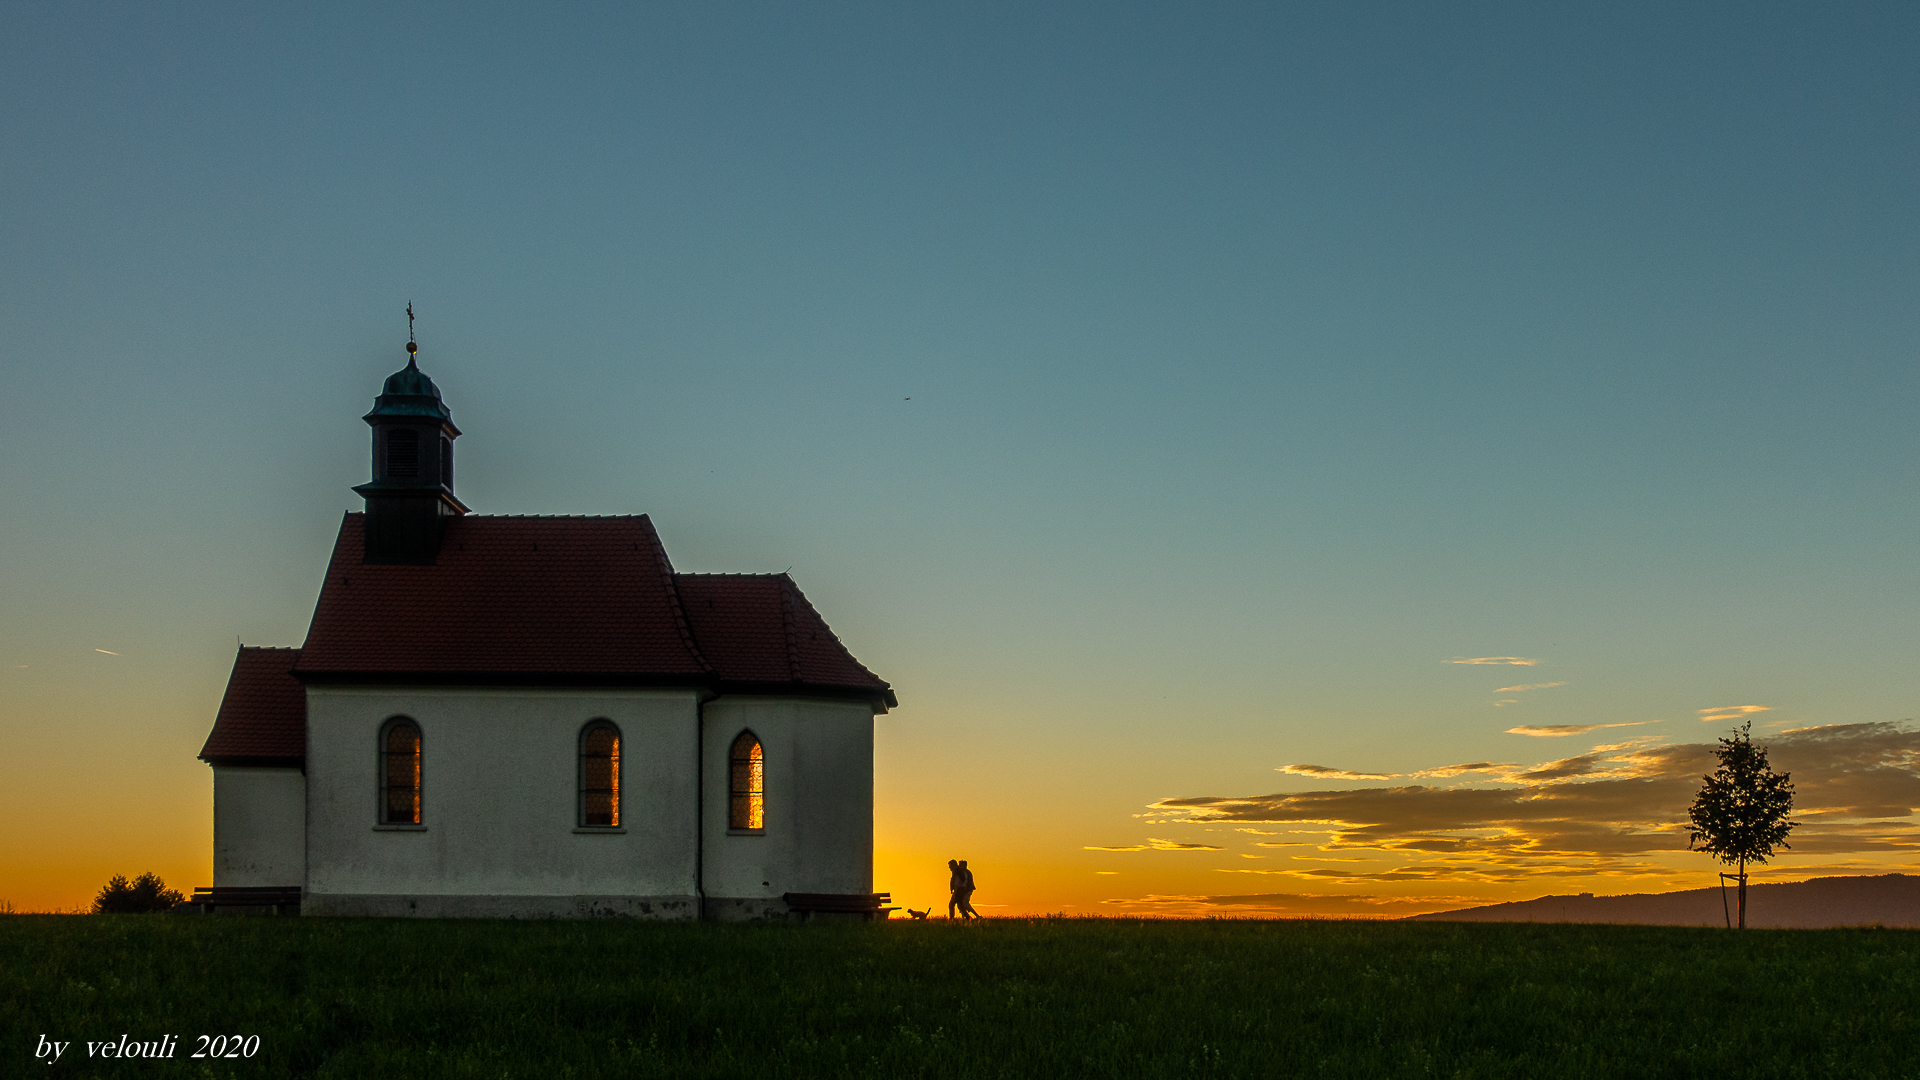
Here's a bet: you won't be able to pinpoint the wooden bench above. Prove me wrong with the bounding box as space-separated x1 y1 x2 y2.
179 886 303 916
782 892 897 921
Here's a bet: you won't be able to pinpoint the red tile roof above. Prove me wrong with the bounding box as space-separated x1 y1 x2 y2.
297 514 708 678
199 647 305 764
292 514 893 707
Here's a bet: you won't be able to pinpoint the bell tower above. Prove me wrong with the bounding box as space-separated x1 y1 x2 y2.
353 333 469 564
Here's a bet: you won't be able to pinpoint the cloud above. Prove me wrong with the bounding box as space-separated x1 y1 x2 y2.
1083 837 1226 852
1509 755 1602 782
1496 682 1565 693
1279 764 1397 780
1701 705 1771 723
1585 735 1669 755
1507 722 1652 737
1145 723 1920 884
1412 762 1521 778
94 649 118 656
1452 657 1538 666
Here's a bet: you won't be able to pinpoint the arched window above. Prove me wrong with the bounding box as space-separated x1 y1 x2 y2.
579 721 621 828
729 731 764 831
386 428 419 478
439 436 453 487
380 718 422 824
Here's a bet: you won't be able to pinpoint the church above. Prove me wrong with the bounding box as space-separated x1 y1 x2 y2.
194 340 896 919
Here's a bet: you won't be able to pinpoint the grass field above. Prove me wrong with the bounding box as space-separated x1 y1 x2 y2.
3 915 1915 1078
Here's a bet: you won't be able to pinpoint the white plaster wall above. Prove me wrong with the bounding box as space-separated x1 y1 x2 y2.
702 697 874 900
304 687 700 901
211 766 306 888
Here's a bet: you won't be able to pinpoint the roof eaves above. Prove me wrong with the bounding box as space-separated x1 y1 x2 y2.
715 678 898 712
291 670 724 689
201 755 306 769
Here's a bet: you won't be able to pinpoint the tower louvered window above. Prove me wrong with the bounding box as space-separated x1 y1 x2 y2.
381 718 422 824
729 731 764 831
440 436 453 486
386 428 419 478
579 721 621 827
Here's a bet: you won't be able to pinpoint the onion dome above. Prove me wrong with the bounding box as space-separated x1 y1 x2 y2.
364 343 456 426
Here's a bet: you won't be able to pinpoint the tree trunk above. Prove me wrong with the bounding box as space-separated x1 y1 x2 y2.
1737 856 1747 930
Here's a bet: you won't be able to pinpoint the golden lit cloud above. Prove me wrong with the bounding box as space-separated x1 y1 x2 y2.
1451 657 1539 666
1083 838 1226 852
1146 837 1224 851
1508 755 1608 782
1278 764 1397 780
1496 682 1565 693
1700 705 1771 723
1506 722 1653 737
94 649 118 655
1412 762 1520 778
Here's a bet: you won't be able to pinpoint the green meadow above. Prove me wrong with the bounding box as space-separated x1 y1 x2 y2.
4 915 1914 1078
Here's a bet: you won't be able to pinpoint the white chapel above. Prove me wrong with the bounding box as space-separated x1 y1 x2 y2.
194 342 896 919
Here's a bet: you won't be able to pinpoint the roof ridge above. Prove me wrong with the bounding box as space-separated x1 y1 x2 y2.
673 572 786 580
644 516 714 675
298 513 358 655
778 573 802 682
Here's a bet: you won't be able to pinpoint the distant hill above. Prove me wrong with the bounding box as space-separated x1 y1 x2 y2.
1409 874 1920 929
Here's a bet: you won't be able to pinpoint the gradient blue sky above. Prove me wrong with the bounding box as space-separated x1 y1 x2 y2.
3 2 1917 913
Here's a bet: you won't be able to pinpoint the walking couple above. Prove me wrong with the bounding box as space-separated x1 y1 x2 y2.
947 859 980 920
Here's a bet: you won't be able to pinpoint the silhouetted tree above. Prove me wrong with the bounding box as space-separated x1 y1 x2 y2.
92 872 185 914
1687 722 1794 928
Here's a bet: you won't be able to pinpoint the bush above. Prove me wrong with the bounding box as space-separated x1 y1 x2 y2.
92 872 185 914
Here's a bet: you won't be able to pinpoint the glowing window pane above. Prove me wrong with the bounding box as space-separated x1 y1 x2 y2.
580 722 620 827
730 733 764 830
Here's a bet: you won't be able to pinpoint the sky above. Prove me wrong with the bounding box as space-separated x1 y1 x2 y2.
2 2 1918 915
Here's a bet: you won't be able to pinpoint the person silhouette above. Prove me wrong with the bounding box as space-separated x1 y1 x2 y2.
955 859 980 920
947 859 966 919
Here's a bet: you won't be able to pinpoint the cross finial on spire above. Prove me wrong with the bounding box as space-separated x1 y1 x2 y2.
406 302 418 361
